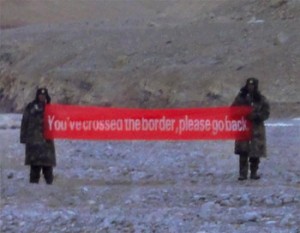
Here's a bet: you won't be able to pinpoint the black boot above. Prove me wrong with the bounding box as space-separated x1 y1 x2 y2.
238 176 247 181
43 166 54 185
250 157 260 180
238 155 248 181
250 173 260 180
30 166 41 183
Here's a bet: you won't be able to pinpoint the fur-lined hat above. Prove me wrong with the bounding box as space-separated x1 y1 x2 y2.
246 77 259 90
35 87 51 103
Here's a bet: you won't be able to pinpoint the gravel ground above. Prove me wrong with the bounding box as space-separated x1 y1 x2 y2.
0 115 300 233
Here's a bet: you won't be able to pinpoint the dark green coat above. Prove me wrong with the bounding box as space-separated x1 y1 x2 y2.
20 101 56 166
232 90 270 158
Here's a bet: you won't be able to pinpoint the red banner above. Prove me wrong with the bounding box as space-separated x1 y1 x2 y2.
44 104 252 140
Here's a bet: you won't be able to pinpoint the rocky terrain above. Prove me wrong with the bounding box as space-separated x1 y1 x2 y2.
0 0 299 116
1 1 300 233
0 115 300 233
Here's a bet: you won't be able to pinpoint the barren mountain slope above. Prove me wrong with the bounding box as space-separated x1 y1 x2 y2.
0 0 299 116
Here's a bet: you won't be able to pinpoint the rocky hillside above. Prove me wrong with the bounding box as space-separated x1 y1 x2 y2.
0 0 299 116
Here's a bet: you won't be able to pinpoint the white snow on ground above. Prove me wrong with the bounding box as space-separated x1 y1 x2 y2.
266 123 295 127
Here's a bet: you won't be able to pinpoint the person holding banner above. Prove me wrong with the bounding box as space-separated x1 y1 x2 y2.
20 88 56 184
233 78 270 181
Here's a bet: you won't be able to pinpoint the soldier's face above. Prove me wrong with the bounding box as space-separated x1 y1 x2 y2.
38 94 46 103
247 84 255 94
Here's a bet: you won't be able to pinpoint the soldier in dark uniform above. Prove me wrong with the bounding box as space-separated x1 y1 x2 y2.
20 88 56 184
232 78 270 180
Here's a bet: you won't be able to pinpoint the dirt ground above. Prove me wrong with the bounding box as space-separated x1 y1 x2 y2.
0 115 299 233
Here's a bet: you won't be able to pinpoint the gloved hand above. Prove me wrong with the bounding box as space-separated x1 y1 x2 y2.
247 111 261 123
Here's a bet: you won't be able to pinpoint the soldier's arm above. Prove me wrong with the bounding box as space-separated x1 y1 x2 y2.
20 106 30 144
232 94 242 106
249 96 270 122
258 97 270 121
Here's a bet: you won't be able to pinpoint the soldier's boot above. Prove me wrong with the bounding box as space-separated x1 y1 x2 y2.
238 155 248 181
30 165 41 183
250 157 260 180
43 166 53 185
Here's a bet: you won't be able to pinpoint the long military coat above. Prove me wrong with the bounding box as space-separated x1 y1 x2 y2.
20 101 56 166
232 91 270 158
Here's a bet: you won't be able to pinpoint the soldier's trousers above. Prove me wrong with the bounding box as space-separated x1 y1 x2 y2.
239 153 260 178
30 165 53 184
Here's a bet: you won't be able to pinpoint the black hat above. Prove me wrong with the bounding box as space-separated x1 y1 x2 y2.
246 77 259 89
35 87 51 103
36 88 48 95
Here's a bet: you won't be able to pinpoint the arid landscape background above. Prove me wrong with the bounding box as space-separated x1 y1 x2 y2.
0 1 300 233
0 0 299 116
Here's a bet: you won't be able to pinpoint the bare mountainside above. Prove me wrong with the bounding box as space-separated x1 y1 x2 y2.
0 0 299 116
